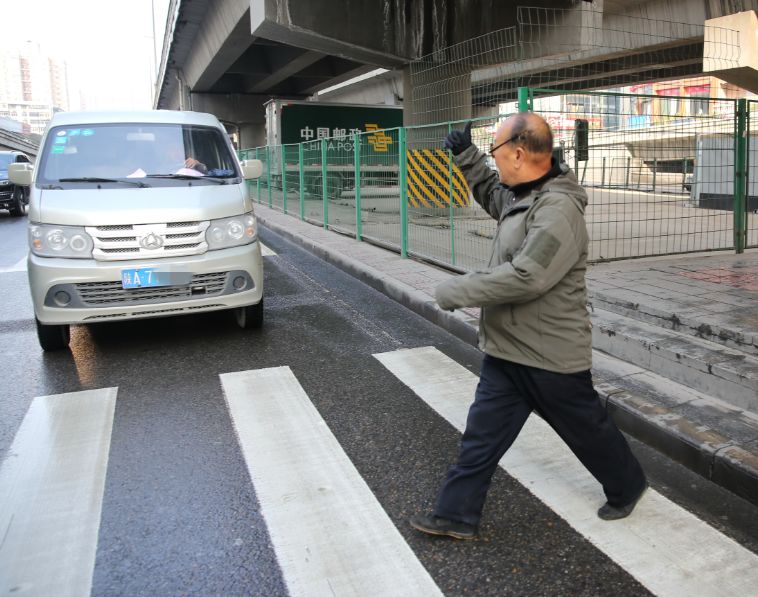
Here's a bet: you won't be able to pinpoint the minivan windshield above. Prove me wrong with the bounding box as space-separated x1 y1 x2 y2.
37 123 240 185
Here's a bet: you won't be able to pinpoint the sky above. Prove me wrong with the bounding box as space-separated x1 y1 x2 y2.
3 0 171 110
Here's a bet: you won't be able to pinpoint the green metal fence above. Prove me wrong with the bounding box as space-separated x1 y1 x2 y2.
241 88 756 271
747 100 758 250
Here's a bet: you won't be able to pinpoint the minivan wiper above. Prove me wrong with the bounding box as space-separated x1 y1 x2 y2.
145 174 228 184
58 177 150 188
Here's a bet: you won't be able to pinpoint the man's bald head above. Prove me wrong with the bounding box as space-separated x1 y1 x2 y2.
491 112 554 185
497 112 553 158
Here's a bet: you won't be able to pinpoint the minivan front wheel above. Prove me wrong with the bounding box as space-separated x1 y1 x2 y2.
36 318 71 351
234 299 263 329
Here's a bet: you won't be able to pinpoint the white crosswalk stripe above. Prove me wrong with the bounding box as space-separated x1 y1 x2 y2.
0 388 117 597
374 346 758 597
220 366 443 597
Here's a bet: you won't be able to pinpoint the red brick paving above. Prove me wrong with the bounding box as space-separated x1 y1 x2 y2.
679 266 758 291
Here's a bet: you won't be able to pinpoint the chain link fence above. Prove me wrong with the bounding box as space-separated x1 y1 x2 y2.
748 100 758 250
241 88 755 270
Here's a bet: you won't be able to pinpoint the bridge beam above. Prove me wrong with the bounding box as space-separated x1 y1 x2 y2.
704 10 758 93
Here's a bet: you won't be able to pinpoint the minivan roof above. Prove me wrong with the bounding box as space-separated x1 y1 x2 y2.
49 110 221 128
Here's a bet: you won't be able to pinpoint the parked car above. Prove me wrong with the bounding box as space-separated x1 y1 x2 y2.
0 150 31 216
8 109 265 351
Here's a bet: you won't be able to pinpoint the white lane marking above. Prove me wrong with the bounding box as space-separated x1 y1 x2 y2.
220 367 442 597
374 346 758 597
0 255 27 273
0 388 117 597
260 242 276 256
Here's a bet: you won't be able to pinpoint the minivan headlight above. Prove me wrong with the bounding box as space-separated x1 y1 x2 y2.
206 212 257 250
29 224 94 258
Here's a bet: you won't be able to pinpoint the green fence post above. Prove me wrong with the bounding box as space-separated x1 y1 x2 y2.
266 146 272 207
518 87 531 112
255 147 261 204
299 143 305 221
447 122 456 266
281 146 288 214
321 137 328 229
735 98 748 253
354 132 362 241
399 127 408 258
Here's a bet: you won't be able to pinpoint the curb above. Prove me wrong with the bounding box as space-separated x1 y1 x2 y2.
258 214 758 508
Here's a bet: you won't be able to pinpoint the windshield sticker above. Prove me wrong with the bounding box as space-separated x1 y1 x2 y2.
82 129 94 136
54 137 67 144
56 130 67 136
51 145 65 154
68 129 81 136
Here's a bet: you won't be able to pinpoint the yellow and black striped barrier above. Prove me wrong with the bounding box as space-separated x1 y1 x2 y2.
406 149 470 208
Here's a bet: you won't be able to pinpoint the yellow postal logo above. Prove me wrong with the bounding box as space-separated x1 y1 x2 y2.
365 124 392 152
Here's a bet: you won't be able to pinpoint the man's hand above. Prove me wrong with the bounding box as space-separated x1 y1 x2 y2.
184 157 208 174
444 121 472 155
435 279 460 311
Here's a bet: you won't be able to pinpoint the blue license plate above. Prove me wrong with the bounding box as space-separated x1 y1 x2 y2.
121 268 169 289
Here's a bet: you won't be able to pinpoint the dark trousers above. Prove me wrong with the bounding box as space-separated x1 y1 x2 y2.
434 354 646 526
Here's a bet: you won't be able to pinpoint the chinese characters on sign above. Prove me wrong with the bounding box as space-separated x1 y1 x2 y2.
299 126 363 141
298 124 392 152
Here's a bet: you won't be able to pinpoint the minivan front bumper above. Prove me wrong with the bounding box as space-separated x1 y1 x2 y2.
29 241 263 325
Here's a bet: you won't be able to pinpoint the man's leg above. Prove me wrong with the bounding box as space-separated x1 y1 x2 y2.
513 366 646 510
433 354 532 526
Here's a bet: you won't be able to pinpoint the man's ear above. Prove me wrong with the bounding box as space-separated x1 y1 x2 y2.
513 146 526 168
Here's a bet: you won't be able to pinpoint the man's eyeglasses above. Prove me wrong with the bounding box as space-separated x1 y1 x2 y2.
489 132 525 156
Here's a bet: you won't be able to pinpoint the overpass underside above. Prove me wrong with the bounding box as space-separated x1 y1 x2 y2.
155 0 758 143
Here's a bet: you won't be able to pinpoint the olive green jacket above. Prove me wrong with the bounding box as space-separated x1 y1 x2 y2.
436 145 592 373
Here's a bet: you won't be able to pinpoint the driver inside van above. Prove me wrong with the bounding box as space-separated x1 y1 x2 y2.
147 134 207 176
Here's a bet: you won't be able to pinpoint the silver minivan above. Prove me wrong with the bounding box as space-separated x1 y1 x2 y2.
9 110 265 351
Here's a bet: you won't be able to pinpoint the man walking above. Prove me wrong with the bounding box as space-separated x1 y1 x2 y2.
410 113 647 540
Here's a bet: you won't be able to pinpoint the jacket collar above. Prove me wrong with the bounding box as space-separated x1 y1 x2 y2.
506 158 563 199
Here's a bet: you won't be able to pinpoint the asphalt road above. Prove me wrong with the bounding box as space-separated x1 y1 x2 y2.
1 209 757 596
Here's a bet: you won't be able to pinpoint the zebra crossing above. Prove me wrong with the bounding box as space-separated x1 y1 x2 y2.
2 347 758 596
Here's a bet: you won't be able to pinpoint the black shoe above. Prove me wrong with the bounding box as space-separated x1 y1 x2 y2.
409 513 478 540
597 482 649 521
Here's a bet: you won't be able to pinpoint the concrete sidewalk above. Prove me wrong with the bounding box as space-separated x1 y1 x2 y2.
254 204 758 507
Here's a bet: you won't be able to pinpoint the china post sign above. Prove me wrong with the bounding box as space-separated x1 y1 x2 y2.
278 103 402 153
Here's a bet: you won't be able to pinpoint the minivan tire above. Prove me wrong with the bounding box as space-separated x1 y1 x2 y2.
234 298 263 329
36 318 71 351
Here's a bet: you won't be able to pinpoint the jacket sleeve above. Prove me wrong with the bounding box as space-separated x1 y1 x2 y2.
435 197 583 310
454 145 516 220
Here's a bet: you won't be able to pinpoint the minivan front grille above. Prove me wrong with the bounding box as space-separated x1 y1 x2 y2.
86 221 210 261
75 272 229 306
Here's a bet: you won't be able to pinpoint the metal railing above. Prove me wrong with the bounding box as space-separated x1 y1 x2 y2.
240 88 755 272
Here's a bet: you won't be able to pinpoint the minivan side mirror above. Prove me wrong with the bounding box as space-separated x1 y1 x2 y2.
8 162 33 186
240 159 263 180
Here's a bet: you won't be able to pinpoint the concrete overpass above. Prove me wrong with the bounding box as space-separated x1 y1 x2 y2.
0 129 38 159
154 0 758 146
